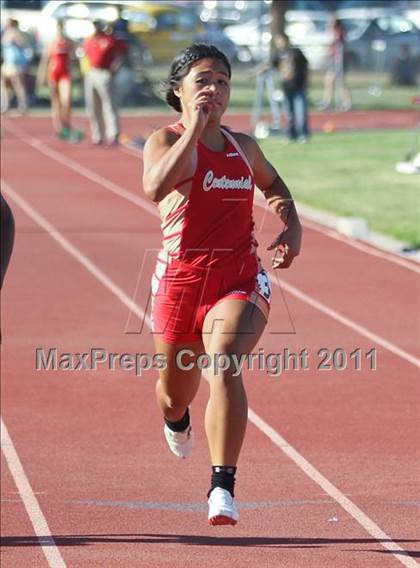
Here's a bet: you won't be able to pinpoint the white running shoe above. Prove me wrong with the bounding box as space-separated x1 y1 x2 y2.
163 424 194 459
208 487 239 526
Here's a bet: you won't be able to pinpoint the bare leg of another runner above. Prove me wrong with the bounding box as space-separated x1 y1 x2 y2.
58 77 72 129
50 84 61 133
1 75 10 113
9 73 27 114
322 70 335 109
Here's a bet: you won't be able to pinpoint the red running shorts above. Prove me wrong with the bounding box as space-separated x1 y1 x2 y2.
151 255 271 344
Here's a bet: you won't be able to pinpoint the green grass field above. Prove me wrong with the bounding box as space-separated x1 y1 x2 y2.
258 129 420 246
228 69 416 110
147 67 417 111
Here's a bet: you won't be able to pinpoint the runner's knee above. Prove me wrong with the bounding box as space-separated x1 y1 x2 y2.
206 350 243 384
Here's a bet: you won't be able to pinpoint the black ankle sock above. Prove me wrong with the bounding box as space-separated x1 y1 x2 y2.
207 465 237 498
164 408 190 432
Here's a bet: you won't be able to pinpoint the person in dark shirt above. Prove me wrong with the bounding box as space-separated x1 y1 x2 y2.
391 44 417 86
113 6 130 42
271 33 310 142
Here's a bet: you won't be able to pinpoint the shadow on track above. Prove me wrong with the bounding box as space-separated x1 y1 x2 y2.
1 535 419 555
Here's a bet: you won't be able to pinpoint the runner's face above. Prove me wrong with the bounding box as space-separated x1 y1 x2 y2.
178 57 231 121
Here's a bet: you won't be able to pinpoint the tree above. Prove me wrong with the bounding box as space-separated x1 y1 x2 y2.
271 0 290 36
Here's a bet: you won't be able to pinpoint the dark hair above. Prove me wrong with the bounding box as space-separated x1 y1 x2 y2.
93 19 106 33
165 43 231 112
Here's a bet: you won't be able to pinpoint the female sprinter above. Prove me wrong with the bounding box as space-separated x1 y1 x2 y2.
142 44 302 526
37 21 82 141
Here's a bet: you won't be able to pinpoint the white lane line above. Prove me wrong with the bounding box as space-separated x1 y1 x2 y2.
2 121 159 219
1 181 152 329
1 419 67 568
3 181 418 568
248 411 420 568
4 122 419 369
299 217 420 272
269 273 420 368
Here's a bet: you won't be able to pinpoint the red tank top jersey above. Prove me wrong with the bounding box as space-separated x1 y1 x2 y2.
151 123 271 342
156 122 261 272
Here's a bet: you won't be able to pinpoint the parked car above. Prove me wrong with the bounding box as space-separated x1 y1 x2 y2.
0 0 45 33
224 8 420 71
38 1 138 47
223 13 272 63
338 11 420 70
121 2 238 63
39 1 237 64
199 0 267 28
404 8 420 30
223 11 331 69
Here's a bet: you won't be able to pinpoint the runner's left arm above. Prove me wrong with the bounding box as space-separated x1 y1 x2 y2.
238 134 302 269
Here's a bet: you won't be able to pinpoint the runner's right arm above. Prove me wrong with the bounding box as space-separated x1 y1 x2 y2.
142 127 199 203
142 90 215 203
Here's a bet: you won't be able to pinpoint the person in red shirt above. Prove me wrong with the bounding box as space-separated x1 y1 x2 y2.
143 44 302 526
321 16 352 111
83 20 127 145
37 20 82 140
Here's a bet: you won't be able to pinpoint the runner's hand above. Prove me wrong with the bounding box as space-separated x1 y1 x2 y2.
267 222 302 269
188 90 216 136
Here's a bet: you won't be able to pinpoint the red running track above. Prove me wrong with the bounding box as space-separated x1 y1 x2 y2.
103 108 420 133
1 115 419 568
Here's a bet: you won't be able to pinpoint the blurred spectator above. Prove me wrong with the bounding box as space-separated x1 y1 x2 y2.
321 16 352 112
36 20 83 141
249 53 281 136
113 6 130 42
391 45 418 86
0 193 15 292
271 33 310 143
1 18 29 114
111 8 134 75
83 20 127 145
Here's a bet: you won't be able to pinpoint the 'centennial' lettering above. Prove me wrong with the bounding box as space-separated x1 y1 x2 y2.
203 170 252 192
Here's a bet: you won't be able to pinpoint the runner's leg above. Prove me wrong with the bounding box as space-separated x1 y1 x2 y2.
154 337 204 422
202 298 267 465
